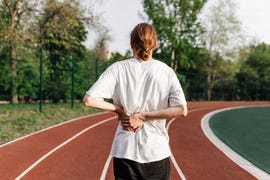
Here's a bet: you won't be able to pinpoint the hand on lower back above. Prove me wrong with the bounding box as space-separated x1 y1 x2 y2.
129 112 145 132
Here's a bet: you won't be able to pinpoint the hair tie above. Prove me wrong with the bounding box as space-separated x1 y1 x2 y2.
145 48 149 52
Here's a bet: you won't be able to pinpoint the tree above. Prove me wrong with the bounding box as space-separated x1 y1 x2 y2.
0 0 109 103
199 0 244 100
38 0 90 102
17 55 39 102
236 43 270 100
0 0 38 103
0 45 10 100
94 23 111 61
143 0 207 72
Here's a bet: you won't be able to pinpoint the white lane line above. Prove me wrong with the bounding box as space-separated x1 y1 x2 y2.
100 107 211 180
167 118 186 180
166 107 213 180
100 120 187 180
201 106 270 180
15 116 117 180
0 111 110 148
100 155 113 180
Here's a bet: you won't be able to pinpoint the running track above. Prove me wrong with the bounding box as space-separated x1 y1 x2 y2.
0 101 269 180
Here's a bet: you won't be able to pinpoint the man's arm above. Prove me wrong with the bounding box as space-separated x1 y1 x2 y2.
142 105 188 120
124 105 188 132
83 95 125 116
83 95 132 131
83 95 120 112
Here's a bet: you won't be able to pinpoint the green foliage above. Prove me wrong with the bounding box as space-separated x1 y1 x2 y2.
199 0 243 100
143 0 207 71
0 5 9 39
143 0 208 101
41 3 87 54
1 0 270 103
236 44 270 100
0 44 11 100
41 0 87 78
0 0 103 104
44 79 70 103
17 50 40 101
0 0 38 103
38 0 94 103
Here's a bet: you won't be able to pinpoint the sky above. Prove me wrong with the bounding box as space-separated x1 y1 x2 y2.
85 0 270 54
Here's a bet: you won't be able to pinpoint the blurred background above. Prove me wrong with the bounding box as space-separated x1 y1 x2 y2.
1 0 270 144
1 0 270 105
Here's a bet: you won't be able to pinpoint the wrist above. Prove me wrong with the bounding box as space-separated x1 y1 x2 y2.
114 105 121 113
114 105 126 116
140 112 147 121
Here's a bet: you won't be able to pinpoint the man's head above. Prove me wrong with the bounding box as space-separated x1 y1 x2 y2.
130 23 158 61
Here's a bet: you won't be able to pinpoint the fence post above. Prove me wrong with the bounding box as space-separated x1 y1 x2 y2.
71 55 75 109
95 59 99 81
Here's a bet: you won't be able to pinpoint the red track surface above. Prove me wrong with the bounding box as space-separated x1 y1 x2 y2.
0 101 269 180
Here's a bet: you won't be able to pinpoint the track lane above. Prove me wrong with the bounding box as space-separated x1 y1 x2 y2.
201 107 270 179
169 101 269 180
0 112 115 179
102 117 189 180
101 103 225 180
1 101 269 179
21 117 118 180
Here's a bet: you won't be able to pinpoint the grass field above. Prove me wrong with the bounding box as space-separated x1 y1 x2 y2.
210 106 270 174
0 102 100 145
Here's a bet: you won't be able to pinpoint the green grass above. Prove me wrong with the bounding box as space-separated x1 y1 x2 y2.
0 102 100 145
210 106 270 174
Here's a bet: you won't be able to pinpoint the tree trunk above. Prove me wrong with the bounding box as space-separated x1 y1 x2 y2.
10 43 18 104
170 50 178 72
170 50 175 69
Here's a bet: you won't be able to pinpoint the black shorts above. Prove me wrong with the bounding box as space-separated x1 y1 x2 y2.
113 157 170 180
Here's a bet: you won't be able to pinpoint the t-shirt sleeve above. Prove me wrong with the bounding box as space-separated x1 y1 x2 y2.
169 71 187 107
86 64 117 99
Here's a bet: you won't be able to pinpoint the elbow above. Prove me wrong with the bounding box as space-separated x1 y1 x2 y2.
180 104 188 117
183 108 188 117
83 95 92 107
171 105 187 118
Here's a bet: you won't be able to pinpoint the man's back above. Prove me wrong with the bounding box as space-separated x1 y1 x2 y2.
111 58 175 115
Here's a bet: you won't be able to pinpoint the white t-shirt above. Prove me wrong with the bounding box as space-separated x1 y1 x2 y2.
86 58 186 163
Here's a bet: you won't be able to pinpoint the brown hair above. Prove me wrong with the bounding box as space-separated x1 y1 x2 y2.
130 23 157 61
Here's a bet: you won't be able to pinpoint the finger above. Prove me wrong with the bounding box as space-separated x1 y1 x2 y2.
121 121 130 127
119 119 129 124
130 123 140 130
134 126 143 133
123 127 132 132
129 120 140 129
121 124 130 128
121 123 130 127
133 122 144 132
118 116 129 121
121 119 129 123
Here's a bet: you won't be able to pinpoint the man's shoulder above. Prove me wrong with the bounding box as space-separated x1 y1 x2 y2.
152 59 174 72
153 59 169 66
111 58 134 66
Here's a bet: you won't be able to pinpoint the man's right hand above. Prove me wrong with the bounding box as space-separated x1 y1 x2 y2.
114 105 132 132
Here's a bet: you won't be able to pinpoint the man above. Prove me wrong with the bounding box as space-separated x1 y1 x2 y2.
83 23 187 180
